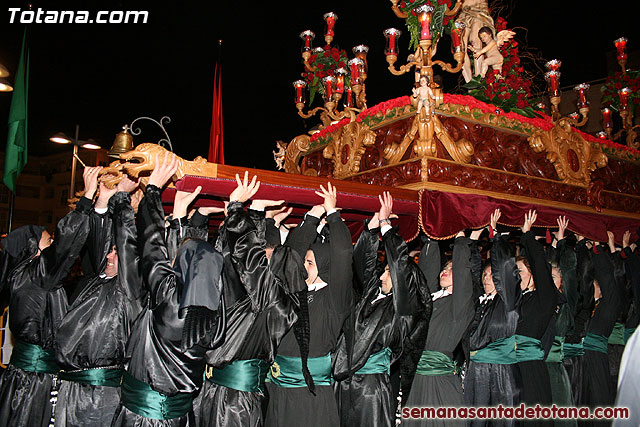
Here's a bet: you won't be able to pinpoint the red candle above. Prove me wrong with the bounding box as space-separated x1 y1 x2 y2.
299 30 315 51
574 83 589 108
596 131 607 140
344 88 353 108
601 107 613 130
335 69 346 94
324 12 338 38
416 5 433 40
545 71 560 96
451 23 464 52
348 58 362 85
293 80 306 105
614 37 628 61
323 76 335 101
618 87 631 111
384 28 401 56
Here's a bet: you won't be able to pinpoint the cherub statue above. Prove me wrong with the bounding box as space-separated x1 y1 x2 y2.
412 75 436 116
273 140 287 170
457 0 495 82
469 26 515 78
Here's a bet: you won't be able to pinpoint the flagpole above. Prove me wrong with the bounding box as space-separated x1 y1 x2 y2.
6 192 14 233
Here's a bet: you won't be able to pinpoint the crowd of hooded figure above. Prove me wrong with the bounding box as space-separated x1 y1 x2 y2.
0 151 638 427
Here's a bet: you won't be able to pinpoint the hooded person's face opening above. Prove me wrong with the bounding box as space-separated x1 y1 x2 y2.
304 249 319 286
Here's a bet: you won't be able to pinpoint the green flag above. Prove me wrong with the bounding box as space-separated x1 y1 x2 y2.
3 29 29 193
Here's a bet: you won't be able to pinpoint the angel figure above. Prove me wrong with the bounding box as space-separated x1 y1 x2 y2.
273 140 287 170
470 26 515 78
412 75 436 116
457 0 495 82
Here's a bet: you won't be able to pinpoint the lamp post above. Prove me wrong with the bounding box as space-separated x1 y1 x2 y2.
50 124 101 198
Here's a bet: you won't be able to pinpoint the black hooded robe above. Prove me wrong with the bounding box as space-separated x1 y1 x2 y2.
53 192 145 426
0 197 91 427
265 210 354 427
463 234 521 427
194 204 306 427
110 184 223 427
404 235 474 427
333 225 431 427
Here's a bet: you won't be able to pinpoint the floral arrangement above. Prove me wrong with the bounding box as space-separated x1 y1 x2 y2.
397 0 456 50
601 69 640 116
462 18 542 118
302 46 351 106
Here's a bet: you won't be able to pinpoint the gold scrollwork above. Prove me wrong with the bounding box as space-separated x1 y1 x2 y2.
322 121 376 178
528 118 608 187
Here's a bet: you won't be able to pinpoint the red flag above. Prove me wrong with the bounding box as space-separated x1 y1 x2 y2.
208 63 224 164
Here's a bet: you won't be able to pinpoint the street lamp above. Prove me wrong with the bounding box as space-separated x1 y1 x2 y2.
49 124 101 198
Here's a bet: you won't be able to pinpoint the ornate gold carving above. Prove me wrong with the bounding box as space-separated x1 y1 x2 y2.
270 362 281 379
284 134 312 174
322 121 376 178
528 118 608 187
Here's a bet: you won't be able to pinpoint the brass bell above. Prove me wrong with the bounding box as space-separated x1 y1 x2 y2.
108 125 134 158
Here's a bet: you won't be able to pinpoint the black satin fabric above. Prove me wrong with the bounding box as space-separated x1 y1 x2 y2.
333 226 430 427
54 192 145 426
111 404 191 427
265 211 354 427
0 197 91 426
464 234 521 423
194 382 264 427
195 204 305 426
405 236 474 427
112 185 223 426
579 247 621 420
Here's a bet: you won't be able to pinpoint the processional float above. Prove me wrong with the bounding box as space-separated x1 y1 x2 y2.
98 1 640 243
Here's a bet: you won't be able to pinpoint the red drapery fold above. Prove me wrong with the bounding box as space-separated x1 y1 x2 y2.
208 63 224 164
420 190 640 244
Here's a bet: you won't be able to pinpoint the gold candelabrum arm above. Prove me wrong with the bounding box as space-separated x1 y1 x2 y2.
389 0 407 18
302 51 316 72
445 1 463 16
297 101 360 128
549 96 590 128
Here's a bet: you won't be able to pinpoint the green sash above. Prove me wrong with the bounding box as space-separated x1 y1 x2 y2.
59 367 124 387
583 332 608 354
545 336 565 363
121 372 193 420
415 350 457 376
514 334 545 362
267 353 333 388
563 341 584 359
355 347 391 375
470 335 517 364
624 327 636 344
9 340 59 374
608 323 625 346
206 359 269 393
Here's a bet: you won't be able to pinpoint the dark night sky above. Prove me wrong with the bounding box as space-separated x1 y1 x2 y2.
0 0 636 172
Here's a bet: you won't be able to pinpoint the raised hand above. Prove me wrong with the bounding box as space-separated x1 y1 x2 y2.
229 171 260 204
521 210 537 234
94 181 118 210
607 231 616 253
623 230 631 249
378 191 393 222
315 182 337 213
82 166 103 200
117 175 140 194
173 186 202 218
368 212 380 230
489 208 501 232
555 216 569 241
270 206 293 227
148 152 179 189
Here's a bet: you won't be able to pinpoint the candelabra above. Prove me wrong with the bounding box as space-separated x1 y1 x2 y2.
294 13 368 128
382 4 472 162
543 59 590 127
599 37 639 148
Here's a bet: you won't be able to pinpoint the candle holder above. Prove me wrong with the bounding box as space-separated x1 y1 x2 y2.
543 60 589 127
603 87 639 148
614 37 628 74
300 30 317 71
382 3 472 164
